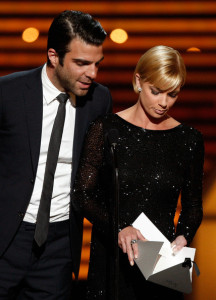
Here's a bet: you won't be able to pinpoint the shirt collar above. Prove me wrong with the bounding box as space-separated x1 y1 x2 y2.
41 63 62 105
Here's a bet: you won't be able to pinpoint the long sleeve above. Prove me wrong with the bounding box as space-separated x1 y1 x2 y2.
0 87 3 129
176 131 205 245
72 118 112 239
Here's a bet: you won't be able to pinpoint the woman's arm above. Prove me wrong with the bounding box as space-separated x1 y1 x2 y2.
71 118 111 239
175 130 205 246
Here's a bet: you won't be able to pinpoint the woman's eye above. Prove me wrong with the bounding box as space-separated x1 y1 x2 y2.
168 93 178 98
151 88 159 95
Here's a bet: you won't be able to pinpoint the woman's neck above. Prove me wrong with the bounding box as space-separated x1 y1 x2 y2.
116 102 180 130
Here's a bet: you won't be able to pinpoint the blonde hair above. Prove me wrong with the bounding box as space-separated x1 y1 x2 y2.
132 45 186 93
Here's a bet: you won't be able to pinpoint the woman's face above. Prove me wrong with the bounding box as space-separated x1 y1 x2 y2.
136 75 180 119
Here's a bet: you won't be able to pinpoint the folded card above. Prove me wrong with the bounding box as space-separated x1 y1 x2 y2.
132 212 198 293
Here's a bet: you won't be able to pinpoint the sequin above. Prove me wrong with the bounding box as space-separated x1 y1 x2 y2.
72 113 204 300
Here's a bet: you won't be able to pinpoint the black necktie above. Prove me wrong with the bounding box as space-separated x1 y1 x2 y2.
34 93 69 247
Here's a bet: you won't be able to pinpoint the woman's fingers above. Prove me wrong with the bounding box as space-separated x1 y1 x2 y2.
171 235 187 253
131 242 139 260
137 229 146 242
118 226 146 266
126 235 136 266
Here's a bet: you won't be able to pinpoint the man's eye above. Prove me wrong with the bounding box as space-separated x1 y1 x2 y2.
75 61 89 66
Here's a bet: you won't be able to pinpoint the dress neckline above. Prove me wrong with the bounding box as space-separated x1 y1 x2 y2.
114 113 183 132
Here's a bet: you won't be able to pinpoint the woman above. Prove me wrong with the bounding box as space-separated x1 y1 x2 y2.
72 45 204 299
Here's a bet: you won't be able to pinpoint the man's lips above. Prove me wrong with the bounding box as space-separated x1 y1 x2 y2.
79 81 92 89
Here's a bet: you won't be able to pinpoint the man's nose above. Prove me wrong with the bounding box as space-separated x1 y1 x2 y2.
86 65 98 80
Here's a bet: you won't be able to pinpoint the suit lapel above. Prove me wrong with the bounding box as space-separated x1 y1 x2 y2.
23 67 43 176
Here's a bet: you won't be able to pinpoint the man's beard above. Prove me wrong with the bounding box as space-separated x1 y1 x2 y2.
56 71 91 97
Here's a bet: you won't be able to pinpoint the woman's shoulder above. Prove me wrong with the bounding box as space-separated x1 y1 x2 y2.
86 113 116 134
181 124 203 138
90 113 117 127
180 124 204 150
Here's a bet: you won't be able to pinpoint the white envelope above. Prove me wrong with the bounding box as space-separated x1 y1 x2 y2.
132 212 198 293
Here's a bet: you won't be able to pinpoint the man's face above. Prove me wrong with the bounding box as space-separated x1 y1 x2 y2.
48 37 104 96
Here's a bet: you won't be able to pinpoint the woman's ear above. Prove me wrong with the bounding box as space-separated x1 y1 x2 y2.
135 73 141 90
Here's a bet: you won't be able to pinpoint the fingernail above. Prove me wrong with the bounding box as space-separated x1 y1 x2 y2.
134 254 138 259
130 260 134 266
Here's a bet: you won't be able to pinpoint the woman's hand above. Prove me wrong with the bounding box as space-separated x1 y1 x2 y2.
171 235 187 254
118 226 147 266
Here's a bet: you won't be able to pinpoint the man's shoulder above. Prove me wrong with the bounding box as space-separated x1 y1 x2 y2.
88 81 112 104
0 66 43 86
77 81 112 109
90 81 110 94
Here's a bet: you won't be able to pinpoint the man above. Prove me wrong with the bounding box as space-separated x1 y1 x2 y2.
0 10 112 299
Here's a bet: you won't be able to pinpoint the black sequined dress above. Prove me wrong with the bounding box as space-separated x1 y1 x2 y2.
72 113 204 300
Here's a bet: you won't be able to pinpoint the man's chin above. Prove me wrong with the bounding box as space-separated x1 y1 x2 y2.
75 89 89 97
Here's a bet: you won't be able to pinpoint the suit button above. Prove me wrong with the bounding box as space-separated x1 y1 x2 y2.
18 211 24 218
30 178 34 184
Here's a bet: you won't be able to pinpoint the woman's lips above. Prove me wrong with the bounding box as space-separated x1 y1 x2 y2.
154 108 167 115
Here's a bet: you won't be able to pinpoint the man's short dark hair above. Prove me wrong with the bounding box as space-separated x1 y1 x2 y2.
47 10 107 66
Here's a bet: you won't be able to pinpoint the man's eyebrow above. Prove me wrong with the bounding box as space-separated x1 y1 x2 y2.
97 56 104 64
72 56 104 64
72 58 91 64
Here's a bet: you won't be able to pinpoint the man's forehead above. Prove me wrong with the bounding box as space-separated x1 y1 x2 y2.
68 38 103 51
67 39 104 62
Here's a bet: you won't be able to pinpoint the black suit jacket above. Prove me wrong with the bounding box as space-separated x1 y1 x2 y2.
0 66 112 277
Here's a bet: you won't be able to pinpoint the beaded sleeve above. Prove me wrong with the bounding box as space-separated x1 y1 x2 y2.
175 131 204 245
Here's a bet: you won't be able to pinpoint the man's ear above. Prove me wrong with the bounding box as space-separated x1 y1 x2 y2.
47 48 59 67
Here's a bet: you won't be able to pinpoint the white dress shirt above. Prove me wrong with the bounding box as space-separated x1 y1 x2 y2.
24 64 75 223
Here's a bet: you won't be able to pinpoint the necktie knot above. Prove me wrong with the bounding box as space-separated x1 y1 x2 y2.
56 93 69 104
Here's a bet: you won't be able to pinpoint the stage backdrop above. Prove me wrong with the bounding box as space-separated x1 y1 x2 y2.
0 1 216 298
